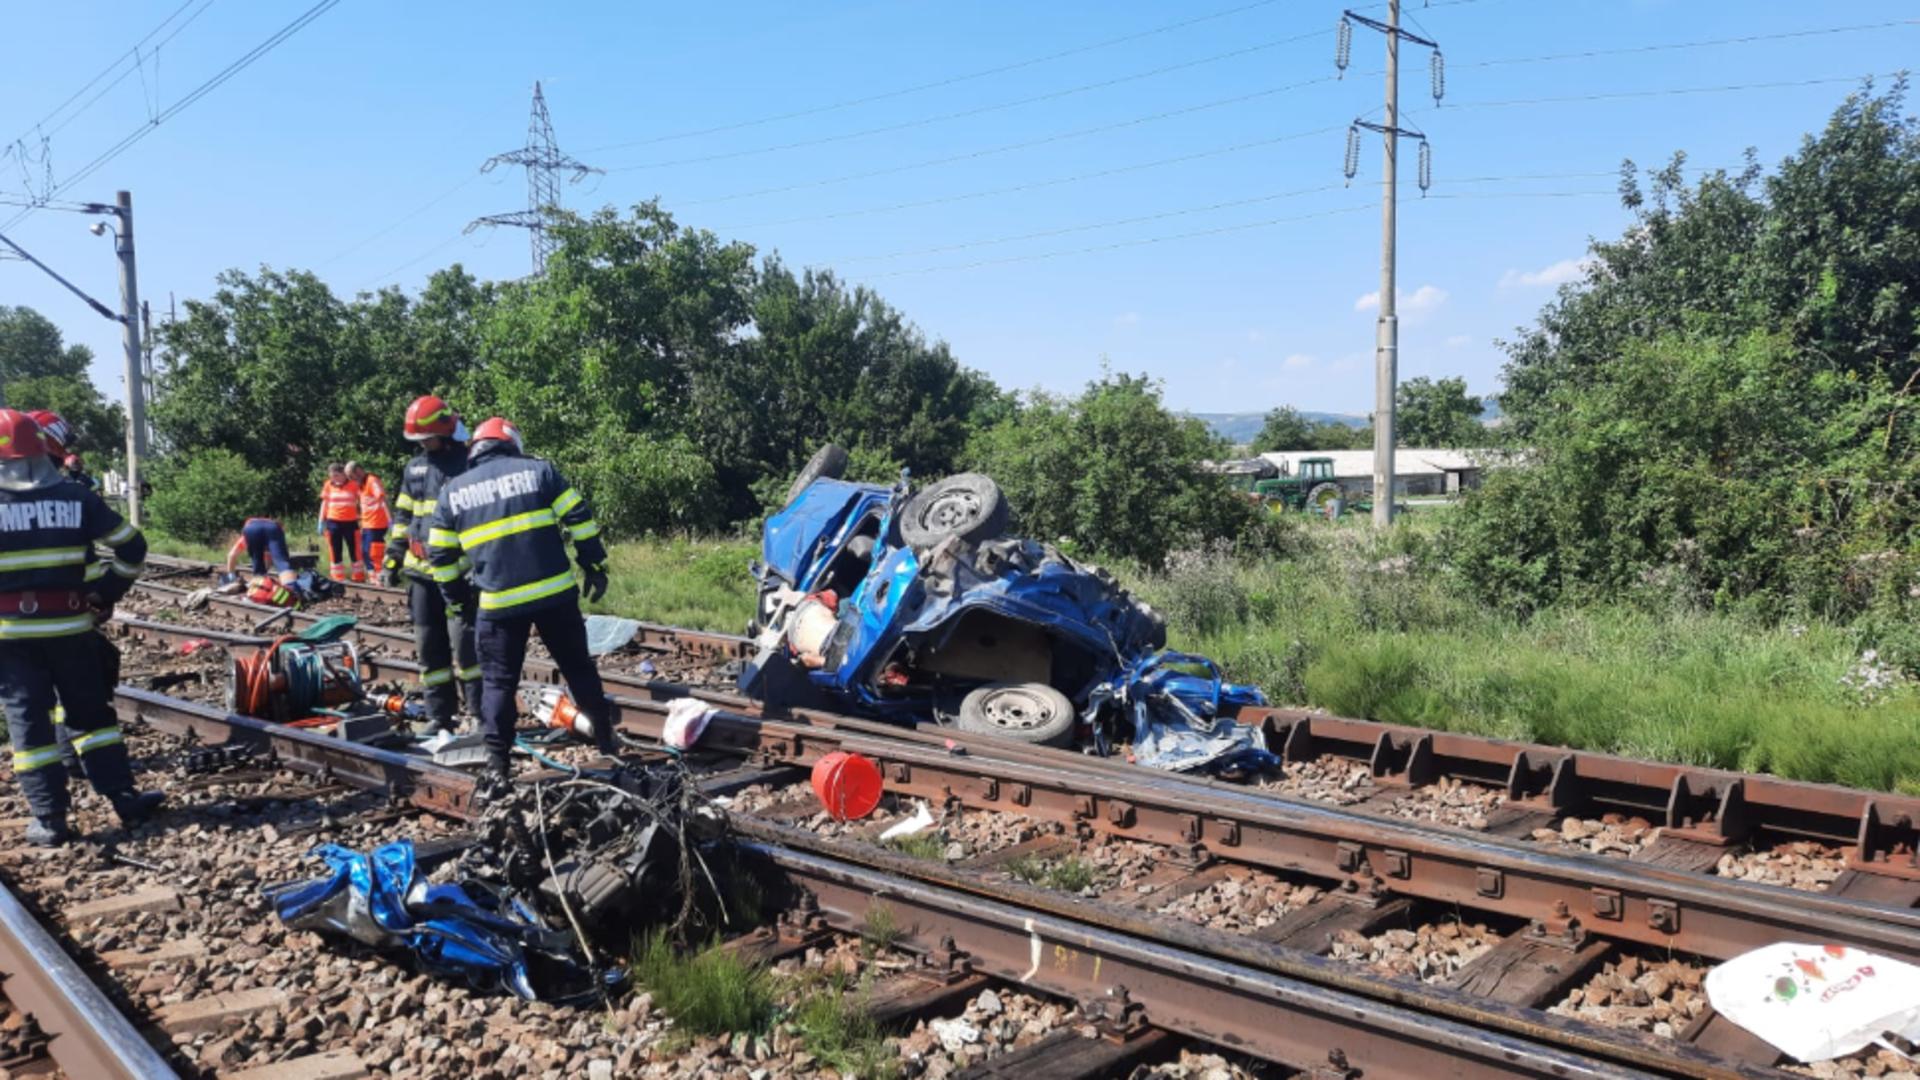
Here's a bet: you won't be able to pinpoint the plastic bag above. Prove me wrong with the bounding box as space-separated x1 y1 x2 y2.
1706 942 1920 1063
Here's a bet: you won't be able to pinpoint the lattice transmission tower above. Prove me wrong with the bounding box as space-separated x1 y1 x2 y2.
466 82 601 276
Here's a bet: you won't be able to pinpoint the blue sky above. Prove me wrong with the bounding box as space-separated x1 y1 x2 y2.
2 1 1915 416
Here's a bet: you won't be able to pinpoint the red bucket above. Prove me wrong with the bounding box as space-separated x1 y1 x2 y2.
811 750 882 822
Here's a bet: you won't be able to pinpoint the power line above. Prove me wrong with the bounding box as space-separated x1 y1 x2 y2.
674 74 1343 206
604 29 1329 172
832 183 1345 264
318 173 489 268
1 0 340 231
1442 72 1894 110
1458 18 1916 70
4 0 213 150
862 203 1373 280
583 0 1289 153
717 126 1341 231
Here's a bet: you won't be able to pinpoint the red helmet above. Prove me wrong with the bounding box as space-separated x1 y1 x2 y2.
27 410 71 456
470 417 524 453
0 410 49 461
403 395 458 441
63 454 83 470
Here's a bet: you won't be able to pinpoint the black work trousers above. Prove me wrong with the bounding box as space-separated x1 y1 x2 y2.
474 600 610 757
0 633 136 820
408 579 480 726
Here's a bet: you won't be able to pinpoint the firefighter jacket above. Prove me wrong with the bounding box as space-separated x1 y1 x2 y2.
0 479 145 640
426 443 605 618
319 479 361 524
389 443 468 583
358 473 391 530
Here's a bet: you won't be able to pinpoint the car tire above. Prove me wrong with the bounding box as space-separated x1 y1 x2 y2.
898 473 1009 551
784 443 849 507
956 682 1077 747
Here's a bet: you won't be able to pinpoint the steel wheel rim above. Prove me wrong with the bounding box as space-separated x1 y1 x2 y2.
979 686 1055 731
921 490 983 532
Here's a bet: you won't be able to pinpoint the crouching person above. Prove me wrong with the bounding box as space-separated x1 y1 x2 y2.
426 418 612 785
0 409 163 846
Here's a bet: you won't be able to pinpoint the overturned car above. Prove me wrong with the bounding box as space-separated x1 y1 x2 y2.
742 447 1273 772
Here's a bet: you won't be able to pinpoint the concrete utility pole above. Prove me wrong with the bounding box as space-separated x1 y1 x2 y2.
1337 3 1440 528
1372 0 1400 529
113 190 145 526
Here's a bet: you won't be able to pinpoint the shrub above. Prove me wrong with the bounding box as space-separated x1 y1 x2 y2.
147 450 275 543
558 425 726 539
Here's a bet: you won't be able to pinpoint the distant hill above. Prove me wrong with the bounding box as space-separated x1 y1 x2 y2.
1188 411 1368 444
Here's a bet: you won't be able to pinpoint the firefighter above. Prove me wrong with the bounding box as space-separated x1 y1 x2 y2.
0 409 163 846
317 463 363 583
347 462 390 582
385 396 481 731
427 417 611 783
62 455 95 491
26 410 71 469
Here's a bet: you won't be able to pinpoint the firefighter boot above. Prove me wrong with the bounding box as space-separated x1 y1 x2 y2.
107 790 165 827
24 817 69 847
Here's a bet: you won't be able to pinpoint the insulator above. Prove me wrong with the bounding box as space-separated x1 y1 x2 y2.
1418 140 1432 195
1430 50 1446 104
1344 126 1361 184
1335 17 1352 76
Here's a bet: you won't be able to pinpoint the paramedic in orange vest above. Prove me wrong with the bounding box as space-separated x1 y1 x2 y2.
348 462 390 583
317 463 364 583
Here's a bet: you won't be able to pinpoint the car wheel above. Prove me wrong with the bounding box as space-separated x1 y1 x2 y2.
956 682 1076 747
784 443 849 507
898 473 1009 551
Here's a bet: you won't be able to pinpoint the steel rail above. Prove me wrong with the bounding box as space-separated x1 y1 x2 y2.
106 614 1920 963
99 677 1761 1078
746 839 1715 1080
0 875 180 1079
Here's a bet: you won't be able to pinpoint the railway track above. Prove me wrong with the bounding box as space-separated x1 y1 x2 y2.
101 683 1792 1078
104 556 1920 1073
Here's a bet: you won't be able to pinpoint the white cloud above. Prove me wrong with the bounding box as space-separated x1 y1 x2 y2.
1445 334 1471 349
1499 257 1592 290
1283 353 1315 369
1114 311 1141 326
1353 284 1448 314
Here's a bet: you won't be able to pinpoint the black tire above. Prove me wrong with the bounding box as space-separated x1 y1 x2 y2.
784 443 849 507
1307 482 1342 518
898 473 1008 551
956 682 1077 747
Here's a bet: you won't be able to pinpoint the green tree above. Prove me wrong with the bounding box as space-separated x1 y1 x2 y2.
1452 82 1920 615
0 306 125 465
1252 406 1371 452
965 372 1270 565
1395 376 1485 447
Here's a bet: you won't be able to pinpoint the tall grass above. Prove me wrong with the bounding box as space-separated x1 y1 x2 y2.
1125 526 1920 794
631 930 775 1037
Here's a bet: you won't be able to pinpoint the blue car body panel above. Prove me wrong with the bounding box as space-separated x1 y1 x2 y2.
761 479 892 589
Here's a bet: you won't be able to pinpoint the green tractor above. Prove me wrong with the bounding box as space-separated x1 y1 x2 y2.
1215 457 1347 516
1254 456 1346 516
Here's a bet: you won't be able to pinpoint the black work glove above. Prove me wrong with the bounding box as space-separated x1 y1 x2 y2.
442 579 475 619
582 564 609 604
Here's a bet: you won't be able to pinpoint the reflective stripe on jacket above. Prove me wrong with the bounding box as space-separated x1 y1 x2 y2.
321 480 361 523
427 445 606 617
0 479 145 640
359 474 391 529
391 444 468 581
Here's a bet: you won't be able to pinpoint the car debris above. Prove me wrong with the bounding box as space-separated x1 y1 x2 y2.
738 446 1272 775
268 761 728 1001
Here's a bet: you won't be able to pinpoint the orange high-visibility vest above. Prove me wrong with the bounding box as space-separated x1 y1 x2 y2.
358 473 391 529
321 480 361 523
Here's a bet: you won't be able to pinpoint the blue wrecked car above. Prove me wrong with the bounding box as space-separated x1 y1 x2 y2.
742 446 1275 773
